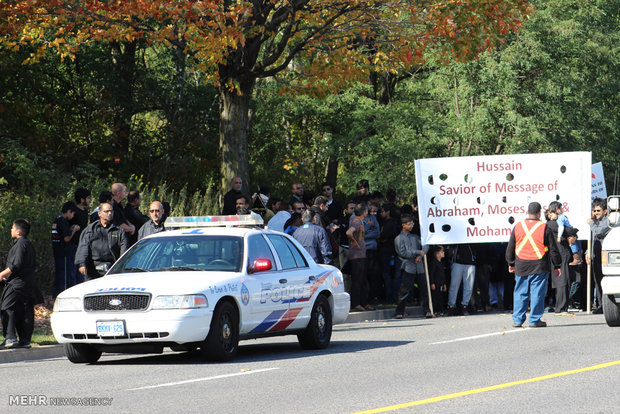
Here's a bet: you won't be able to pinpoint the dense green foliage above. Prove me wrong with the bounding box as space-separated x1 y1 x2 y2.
0 0 618 295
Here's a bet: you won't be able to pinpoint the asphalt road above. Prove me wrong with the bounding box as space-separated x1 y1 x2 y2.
2 310 619 413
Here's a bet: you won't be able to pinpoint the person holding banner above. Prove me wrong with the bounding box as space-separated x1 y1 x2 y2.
506 202 562 328
394 215 430 319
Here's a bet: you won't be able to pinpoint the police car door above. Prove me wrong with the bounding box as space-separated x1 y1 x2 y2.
243 234 289 334
265 234 312 331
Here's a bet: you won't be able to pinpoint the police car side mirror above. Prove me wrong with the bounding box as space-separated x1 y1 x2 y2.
248 258 273 274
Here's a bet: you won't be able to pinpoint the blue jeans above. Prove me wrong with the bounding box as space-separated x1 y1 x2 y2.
513 272 549 324
448 263 475 307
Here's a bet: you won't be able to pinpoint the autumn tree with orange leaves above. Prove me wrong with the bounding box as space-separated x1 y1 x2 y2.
0 0 531 194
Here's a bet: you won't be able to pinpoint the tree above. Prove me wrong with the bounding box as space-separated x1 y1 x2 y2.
410 0 619 161
0 0 531 194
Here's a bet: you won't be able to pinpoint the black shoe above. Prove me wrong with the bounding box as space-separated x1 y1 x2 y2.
512 322 523 328
529 321 547 328
17 342 31 349
592 307 603 314
461 306 469 316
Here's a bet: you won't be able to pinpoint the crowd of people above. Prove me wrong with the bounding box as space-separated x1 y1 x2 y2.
224 178 607 322
1 182 168 349
0 177 609 349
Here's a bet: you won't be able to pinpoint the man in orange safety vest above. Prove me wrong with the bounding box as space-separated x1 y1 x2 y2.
506 202 562 328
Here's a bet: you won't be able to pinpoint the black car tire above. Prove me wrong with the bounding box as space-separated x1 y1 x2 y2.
298 295 332 349
603 293 620 326
64 343 102 364
201 301 239 361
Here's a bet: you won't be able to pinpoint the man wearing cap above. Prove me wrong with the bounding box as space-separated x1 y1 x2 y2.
506 202 562 327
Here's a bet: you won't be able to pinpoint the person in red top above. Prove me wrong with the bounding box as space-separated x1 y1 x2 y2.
506 202 562 327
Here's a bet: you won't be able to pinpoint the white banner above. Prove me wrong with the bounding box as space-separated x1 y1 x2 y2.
591 162 607 201
415 152 592 245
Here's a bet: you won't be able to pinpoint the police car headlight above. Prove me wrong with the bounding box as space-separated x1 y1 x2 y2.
151 295 208 309
53 297 83 312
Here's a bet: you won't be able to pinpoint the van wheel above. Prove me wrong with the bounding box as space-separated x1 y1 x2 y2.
603 294 620 326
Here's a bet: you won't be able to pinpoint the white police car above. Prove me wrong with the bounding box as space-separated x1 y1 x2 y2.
51 214 350 363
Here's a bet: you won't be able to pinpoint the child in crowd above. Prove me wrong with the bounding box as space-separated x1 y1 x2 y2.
428 245 447 316
567 228 583 311
549 201 573 243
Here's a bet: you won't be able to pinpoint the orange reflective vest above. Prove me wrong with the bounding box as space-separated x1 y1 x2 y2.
514 219 548 260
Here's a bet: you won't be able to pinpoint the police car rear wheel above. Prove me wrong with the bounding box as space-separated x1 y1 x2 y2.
202 301 239 361
64 343 102 364
298 295 332 349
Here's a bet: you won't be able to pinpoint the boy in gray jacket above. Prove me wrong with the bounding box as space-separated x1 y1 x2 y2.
394 216 430 318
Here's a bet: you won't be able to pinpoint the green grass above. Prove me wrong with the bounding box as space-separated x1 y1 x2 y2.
31 329 58 345
1 326 58 346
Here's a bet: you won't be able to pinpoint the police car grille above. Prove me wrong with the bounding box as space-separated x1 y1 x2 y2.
84 294 151 311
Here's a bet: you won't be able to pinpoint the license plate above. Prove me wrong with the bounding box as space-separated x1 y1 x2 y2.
97 320 125 337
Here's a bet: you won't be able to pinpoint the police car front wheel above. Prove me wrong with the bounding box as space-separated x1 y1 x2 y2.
298 295 332 350
202 301 239 361
64 343 102 364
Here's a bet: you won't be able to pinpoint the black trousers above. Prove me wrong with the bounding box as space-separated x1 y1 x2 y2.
366 249 382 301
592 258 604 308
1 290 34 343
396 271 429 315
349 258 369 308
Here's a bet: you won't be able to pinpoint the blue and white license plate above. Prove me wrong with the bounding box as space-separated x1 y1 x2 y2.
96 320 125 337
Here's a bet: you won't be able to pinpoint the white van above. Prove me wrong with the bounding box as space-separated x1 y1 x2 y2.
601 196 620 326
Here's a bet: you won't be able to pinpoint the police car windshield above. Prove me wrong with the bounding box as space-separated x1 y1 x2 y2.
108 235 243 274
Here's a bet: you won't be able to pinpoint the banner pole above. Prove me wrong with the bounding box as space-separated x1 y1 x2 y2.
423 252 434 316
586 238 592 315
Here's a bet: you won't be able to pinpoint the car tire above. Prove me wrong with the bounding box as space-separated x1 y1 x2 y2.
201 301 239 361
64 343 102 364
298 295 332 350
603 294 620 326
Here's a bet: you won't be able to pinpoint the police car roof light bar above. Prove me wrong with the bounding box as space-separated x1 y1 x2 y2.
165 212 264 228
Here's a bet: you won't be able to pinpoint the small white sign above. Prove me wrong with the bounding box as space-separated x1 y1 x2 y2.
591 162 607 201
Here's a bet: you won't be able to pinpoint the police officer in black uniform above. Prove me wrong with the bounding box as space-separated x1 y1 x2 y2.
76 202 129 281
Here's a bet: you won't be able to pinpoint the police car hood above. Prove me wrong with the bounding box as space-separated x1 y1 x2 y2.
57 271 240 298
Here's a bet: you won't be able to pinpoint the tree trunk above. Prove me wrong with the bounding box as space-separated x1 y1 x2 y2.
219 80 254 200
324 157 339 190
109 41 136 162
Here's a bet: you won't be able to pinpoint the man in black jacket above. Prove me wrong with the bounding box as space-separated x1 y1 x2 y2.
0 219 38 349
138 201 166 241
76 203 129 281
124 190 149 245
